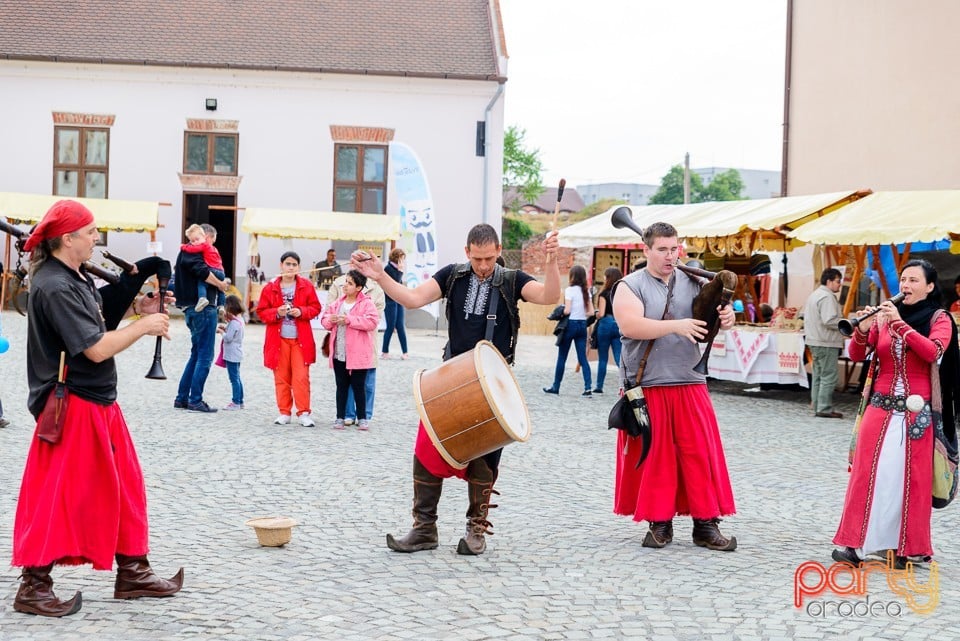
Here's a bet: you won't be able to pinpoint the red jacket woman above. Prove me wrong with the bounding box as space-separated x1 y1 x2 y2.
257 252 321 426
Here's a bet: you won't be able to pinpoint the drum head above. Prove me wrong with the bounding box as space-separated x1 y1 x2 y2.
476 341 531 441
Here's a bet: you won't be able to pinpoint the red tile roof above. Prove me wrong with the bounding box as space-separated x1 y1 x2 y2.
503 186 585 213
0 0 505 80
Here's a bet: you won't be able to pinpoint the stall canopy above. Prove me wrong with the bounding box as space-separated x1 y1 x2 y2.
558 190 869 254
241 207 400 242
0 192 160 231
787 190 960 247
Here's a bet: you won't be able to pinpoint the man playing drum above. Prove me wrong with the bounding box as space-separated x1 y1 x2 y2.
612 221 739 551
351 223 560 555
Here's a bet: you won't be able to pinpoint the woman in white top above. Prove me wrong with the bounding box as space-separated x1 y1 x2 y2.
544 265 595 397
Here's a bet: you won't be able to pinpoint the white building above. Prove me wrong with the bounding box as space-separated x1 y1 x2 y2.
0 0 508 317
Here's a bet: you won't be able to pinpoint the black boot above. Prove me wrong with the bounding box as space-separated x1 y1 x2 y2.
13 564 82 617
386 457 444 552
114 554 184 599
831 547 863 565
457 458 499 556
641 520 674 548
692 518 737 551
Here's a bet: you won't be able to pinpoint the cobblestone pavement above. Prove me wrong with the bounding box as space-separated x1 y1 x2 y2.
0 311 957 640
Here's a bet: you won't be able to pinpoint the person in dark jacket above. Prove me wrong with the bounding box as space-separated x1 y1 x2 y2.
173 223 228 413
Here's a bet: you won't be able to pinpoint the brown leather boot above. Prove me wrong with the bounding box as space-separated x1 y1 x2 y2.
13 564 82 617
457 458 499 556
114 554 184 599
692 518 737 551
641 520 674 548
386 458 444 552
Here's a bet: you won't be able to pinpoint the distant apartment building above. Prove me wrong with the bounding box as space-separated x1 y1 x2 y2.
577 182 659 206
578 167 781 207
693 167 781 200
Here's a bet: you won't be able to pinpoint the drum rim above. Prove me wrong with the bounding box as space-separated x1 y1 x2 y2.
474 341 532 443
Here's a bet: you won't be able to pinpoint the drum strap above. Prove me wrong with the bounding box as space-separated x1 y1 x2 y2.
485 283 501 343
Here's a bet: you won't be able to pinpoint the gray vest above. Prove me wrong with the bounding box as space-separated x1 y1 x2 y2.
617 269 706 388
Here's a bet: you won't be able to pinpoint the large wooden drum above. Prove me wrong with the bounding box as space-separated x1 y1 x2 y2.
413 340 531 469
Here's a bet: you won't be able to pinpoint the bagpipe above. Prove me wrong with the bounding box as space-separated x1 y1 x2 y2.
0 217 171 379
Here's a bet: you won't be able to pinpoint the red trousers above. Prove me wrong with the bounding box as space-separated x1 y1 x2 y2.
13 396 149 571
614 384 736 521
273 337 312 416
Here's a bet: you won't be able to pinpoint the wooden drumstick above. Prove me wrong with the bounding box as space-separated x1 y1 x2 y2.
547 178 566 263
551 178 566 232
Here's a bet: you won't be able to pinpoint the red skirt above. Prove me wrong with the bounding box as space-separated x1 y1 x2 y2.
414 421 468 481
614 384 736 522
13 396 149 571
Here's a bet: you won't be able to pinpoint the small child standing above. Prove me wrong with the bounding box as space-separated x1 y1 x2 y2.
182 224 226 312
218 295 245 410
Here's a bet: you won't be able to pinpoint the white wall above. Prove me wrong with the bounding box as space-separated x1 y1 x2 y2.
0 61 505 289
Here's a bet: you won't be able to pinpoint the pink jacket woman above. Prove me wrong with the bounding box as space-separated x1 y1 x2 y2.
320 289 379 370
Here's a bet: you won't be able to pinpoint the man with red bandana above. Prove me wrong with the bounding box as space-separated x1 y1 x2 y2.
12 200 183 617
351 223 560 556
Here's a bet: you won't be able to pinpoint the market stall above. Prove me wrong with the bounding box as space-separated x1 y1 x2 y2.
0 192 162 311
239 206 400 319
704 327 808 388
788 189 960 316
558 190 884 387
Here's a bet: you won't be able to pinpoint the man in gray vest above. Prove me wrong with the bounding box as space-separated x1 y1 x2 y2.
803 268 845 418
611 221 738 551
350 223 560 555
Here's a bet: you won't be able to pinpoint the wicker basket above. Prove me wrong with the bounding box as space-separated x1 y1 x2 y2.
245 516 298 547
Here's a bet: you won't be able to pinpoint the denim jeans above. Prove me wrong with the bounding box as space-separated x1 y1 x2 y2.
197 268 226 306
382 300 408 354
346 368 376 420
594 316 622 391
550 319 591 391
225 361 243 405
177 306 218 405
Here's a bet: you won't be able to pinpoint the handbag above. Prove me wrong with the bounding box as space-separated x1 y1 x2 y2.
928 318 959 508
932 412 958 509
588 323 599 350
214 341 226 368
37 352 69 445
321 332 331 358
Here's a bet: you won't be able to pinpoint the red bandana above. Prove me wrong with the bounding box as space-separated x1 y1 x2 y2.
22 200 95 252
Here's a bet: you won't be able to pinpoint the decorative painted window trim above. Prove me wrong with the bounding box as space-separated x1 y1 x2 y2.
52 112 116 127
186 119 239 133
329 125 395 143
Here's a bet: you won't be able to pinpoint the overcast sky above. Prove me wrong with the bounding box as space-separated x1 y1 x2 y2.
499 0 788 189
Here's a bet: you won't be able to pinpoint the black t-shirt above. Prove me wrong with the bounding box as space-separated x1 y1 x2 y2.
27 258 116 417
433 264 534 361
598 289 614 318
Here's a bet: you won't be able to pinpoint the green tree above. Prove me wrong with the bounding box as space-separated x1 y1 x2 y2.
648 165 704 204
701 169 745 202
501 215 535 249
503 125 545 208
649 165 746 204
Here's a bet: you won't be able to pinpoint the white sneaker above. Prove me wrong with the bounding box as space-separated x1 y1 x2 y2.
273 414 291 425
344 418 355 426
195 297 210 312
357 419 370 431
299 413 315 427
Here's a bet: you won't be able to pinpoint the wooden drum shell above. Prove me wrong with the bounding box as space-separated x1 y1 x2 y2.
413 341 531 470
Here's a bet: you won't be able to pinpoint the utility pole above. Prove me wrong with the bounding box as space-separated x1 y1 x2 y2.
683 152 691 204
